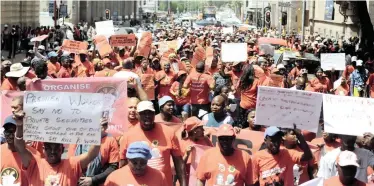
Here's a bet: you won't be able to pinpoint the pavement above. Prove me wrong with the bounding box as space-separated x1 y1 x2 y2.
1 50 27 63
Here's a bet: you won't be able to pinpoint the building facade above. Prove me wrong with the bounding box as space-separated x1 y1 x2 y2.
1 1 40 28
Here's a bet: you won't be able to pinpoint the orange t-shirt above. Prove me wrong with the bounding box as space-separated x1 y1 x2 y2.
170 81 190 105
57 67 71 78
1 144 40 186
286 146 316 185
324 176 368 186
82 60 95 77
335 84 350 96
288 67 302 80
66 136 119 166
137 68 156 100
47 61 61 77
94 69 117 77
252 148 303 186
155 114 182 124
23 156 82 186
342 65 355 79
366 74 374 98
196 147 254 186
1 78 17 90
240 78 260 109
156 70 176 99
305 77 331 93
119 123 182 186
183 72 214 104
104 165 168 186
311 137 341 153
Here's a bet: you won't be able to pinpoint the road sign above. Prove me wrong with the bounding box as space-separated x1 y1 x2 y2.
60 5 67 17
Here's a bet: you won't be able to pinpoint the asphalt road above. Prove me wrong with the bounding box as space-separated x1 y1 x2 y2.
1 50 27 63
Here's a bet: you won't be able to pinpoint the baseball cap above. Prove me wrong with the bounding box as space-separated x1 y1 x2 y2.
356 60 363 66
276 64 286 70
264 126 283 138
351 56 357 62
337 150 360 167
3 115 16 127
184 117 204 132
216 124 236 137
48 51 58 58
126 141 152 160
137 101 155 113
158 96 174 108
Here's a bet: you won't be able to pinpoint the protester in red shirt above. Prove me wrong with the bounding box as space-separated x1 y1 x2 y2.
170 71 191 119
46 51 61 78
94 58 117 77
155 61 176 99
155 96 182 126
79 49 95 77
57 57 72 78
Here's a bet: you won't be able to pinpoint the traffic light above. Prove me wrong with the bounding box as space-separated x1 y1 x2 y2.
264 7 271 24
281 12 287 25
105 9 110 20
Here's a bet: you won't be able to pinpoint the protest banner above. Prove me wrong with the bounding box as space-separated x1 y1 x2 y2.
30 35 49 42
137 32 152 57
323 94 374 136
94 35 113 57
109 34 136 47
23 91 104 145
321 53 346 71
256 86 323 133
1 90 23 124
205 47 214 68
221 43 248 62
61 39 89 54
95 20 114 38
191 46 206 67
26 77 128 136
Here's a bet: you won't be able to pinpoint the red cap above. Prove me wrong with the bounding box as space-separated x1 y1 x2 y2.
184 117 203 132
216 124 235 137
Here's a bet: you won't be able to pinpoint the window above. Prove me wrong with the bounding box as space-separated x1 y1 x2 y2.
295 15 297 22
336 31 339 39
246 0 248 7
144 0 146 5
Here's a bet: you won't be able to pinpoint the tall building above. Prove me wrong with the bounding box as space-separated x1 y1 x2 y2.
1 1 40 28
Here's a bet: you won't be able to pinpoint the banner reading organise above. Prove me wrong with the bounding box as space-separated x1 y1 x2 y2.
323 94 374 136
110 34 136 47
26 77 128 136
23 91 104 145
256 86 323 133
61 39 89 54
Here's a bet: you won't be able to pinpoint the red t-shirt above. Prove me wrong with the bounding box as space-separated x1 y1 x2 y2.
196 147 254 186
94 69 117 77
1 78 17 90
47 61 61 77
119 123 182 185
170 81 190 105
252 148 303 186
156 70 176 99
183 72 214 104
240 78 260 109
366 74 374 98
57 67 71 78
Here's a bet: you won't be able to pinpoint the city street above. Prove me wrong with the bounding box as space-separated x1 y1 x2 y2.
1 50 26 63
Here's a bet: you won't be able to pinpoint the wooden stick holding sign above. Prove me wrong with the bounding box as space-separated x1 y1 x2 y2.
23 91 105 145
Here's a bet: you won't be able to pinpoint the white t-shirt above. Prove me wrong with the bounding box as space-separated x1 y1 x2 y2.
317 147 374 183
113 71 141 86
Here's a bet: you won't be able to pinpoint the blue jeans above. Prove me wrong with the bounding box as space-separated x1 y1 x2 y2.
175 104 191 116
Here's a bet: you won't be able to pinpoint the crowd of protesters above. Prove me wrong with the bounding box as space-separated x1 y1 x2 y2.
1 21 374 186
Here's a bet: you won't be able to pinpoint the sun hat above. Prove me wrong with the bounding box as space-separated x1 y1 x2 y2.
137 101 155 113
126 141 152 160
5 63 30 78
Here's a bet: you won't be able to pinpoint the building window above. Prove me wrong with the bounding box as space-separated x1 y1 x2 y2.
144 1 146 5
295 15 297 22
336 31 339 39
246 0 248 7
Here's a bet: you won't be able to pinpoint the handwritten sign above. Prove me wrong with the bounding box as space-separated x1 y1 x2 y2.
110 34 136 47
255 86 322 133
26 77 128 136
191 46 206 67
321 53 346 71
95 20 114 38
323 94 374 136
221 43 248 62
94 35 113 57
30 35 49 42
61 39 89 54
23 91 104 145
137 32 152 57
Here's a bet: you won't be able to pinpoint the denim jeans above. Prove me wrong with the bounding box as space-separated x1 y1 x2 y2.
175 103 191 116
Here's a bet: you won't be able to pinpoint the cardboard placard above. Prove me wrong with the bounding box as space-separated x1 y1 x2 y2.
95 20 114 38
321 53 346 71
191 46 206 67
23 91 104 145
30 35 49 42
94 35 113 57
221 43 248 62
137 32 152 57
140 74 155 100
110 34 136 47
61 39 89 54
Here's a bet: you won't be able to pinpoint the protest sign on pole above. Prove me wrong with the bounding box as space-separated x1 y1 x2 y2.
255 86 323 133
23 91 104 145
95 20 114 38
94 35 113 57
221 43 248 62
61 39 89 54
109 34 136 47
323 94 374 136
321 53 346 71
26 77 128 136
30 35 49 42
191 46 206 67
137 32 152 57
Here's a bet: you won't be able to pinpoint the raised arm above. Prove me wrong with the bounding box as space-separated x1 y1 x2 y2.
13 105 33 168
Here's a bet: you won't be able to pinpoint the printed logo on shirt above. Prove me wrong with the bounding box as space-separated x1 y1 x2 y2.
218 163 225 172
228 165 236 173
215 173 237 186
1 167 19 185
45 174 61 186
261 167 286 186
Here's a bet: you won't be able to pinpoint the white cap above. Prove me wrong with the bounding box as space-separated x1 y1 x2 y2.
38 45 45 50
337 150 360 167
137 101 155 113
356 60 363 66
351 56 357 62
276 64 285 70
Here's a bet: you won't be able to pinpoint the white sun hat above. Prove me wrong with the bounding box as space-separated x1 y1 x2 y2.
5 63 30 78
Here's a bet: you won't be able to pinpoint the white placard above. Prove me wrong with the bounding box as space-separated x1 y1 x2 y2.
323 94 374 136
299 177 324 186
221 43 248 62
333 76 342 90
95 20 114 38
23 91 105 145
222 27 233 35
321 53 346 71
255 86 323 133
